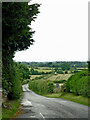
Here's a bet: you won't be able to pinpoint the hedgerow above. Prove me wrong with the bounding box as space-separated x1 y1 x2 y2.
66 70 90 97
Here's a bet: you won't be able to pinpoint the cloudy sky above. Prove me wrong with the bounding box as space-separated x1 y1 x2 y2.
13 0 88 62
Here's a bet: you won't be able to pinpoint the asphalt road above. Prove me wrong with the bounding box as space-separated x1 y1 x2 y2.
16 84 89 120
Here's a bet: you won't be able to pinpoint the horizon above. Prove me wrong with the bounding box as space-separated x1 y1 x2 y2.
15 60 88 63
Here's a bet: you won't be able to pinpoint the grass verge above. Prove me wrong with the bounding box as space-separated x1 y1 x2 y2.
2 99 21 119
0 113 2 120
45 92 89 106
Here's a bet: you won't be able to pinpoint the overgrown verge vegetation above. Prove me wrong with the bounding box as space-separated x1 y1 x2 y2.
2 99 20 119
29 80 54 95
45 93 89 106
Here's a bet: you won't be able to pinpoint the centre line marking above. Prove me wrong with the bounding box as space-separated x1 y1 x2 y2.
40 113 45 120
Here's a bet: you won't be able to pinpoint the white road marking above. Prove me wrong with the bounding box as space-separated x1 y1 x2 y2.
40 113 45 120
21 99 32 106
30 116 36 118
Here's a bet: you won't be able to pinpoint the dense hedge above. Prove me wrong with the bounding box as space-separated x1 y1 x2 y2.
54 80 66 83
29 80 54 95
3 62 30 99
66 70 90 97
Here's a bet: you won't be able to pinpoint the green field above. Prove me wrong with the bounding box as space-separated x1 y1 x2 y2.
0 114 2 120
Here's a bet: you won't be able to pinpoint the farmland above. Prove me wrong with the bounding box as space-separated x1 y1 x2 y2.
30 73 72 81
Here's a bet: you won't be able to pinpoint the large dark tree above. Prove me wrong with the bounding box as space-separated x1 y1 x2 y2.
2 2 40 59
2 2 40 99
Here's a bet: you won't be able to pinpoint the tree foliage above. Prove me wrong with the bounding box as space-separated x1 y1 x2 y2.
2 2 40 58
60 63 71 71
2 2 40 99
29 80 54 95
66 70 90 97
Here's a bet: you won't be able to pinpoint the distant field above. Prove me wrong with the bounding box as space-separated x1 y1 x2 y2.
37 67 52 70
29 67 52 73
34 69 52 73
77 67 88 70
29 66 88 74
30 73 72 82
46 74 72 81
30 75 42 80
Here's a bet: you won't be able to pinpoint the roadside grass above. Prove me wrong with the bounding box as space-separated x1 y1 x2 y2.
0 113 2 120
2 99 20 119
45 92 89 106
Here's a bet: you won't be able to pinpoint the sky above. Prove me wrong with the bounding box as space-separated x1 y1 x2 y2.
13 0 88 62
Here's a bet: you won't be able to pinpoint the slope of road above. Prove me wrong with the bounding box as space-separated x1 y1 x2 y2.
16 84 89 120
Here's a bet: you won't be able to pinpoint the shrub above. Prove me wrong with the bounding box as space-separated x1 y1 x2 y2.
65 71 68 74
29 80 54 95
47 82 54 93
54 80 66 83
66 70 89 97
57 70 63 74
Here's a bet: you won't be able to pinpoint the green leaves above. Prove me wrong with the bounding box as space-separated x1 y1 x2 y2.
2 2 40 100
66 70 89 97
2 2 40 56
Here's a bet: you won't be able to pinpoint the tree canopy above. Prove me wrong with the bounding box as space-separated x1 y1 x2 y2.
2 2 40 59
2 2 40 99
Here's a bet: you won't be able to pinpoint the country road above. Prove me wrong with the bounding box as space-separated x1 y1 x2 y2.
16 84 89 120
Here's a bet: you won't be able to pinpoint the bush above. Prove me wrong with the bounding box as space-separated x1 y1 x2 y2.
65 71 68 74
47 82 54 93
66 70 89 97
54 80 66 83
57 70 63 74
29 80 54 95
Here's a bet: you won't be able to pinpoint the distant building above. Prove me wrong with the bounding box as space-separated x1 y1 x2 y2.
55 72 57 75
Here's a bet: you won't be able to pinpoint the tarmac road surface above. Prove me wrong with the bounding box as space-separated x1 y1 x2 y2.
16 84 89 120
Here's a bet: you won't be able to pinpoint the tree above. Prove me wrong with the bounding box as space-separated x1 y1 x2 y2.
60 63 71 71
2 2 40 99
2 2 40 59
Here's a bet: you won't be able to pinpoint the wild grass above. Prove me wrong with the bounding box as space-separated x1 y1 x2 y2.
45 93 89 106
0 113 2 120
2 99 20 119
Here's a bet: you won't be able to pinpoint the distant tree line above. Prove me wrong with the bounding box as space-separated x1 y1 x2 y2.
29 68 52 75
19 61 88 68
